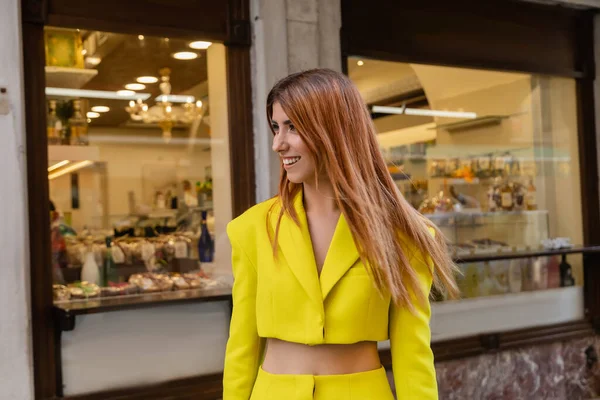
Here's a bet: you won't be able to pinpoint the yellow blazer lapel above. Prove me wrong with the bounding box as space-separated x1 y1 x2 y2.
274 191 323 307
320 213 360 300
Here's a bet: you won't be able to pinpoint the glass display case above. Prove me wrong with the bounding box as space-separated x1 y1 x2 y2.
350 57 588 338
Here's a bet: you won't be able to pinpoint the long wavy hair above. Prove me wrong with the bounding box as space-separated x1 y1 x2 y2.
266 68 458 308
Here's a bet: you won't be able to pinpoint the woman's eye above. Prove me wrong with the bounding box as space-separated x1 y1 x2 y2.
289 124 296 132
271 124 279 133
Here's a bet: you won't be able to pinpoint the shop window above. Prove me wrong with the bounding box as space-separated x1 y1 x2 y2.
348 58 585 340
47 28 231 310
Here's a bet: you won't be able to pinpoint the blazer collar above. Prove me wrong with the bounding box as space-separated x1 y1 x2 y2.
274 188 360 305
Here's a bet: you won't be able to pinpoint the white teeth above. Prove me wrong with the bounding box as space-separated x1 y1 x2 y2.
283 157 300 166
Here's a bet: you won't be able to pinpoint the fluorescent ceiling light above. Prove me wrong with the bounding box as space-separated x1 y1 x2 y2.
91 106 110 113
117 90 135 97
189 41 212 49
136 76 158 84
48 160 70 172
155 94 197 103
125 83 146 91
85 56 101 66
48 160 93 180
372 105 477 119
172 51 198 60
46 87 151 101
87 111 100 118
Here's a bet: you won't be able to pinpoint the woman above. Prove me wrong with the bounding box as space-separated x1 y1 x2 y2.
223 69 458 399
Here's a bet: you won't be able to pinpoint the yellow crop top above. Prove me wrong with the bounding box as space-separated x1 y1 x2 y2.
223 192 437 399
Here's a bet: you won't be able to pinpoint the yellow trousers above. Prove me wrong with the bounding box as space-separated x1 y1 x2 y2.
250 366 395 400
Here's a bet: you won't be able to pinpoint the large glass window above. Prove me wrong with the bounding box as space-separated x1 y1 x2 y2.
46 28 232 303
348 58 584 339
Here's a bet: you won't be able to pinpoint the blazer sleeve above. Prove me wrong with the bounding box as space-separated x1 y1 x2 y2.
389 251 438 400
222 222 266 400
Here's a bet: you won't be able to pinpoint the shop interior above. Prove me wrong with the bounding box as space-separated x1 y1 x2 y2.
348 57 585 339
45 27 231 303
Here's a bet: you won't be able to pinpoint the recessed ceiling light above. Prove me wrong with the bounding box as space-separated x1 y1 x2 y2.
136 76 158 84
125 83 146 91
87 112 100 118
91 106 110 113
87 118 92 123
138 35 145 40
189 41 212 50
117 90 135 97
357 60 364 66
85 56 101 66
172 51 198 60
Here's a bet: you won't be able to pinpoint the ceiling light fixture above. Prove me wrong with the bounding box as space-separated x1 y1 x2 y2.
48 160 93 180
126 67 205 143
87 112 100 118
46 87 151 101
154 94 199 104
138 35 145 40
125 83 146 91
91 106 110 113
136 76 158 84
357 60 364 66
172 51 198 60
189 41 212 49
85 56 102 66
48 160 70 172
371 105 477 120
116 90 136 97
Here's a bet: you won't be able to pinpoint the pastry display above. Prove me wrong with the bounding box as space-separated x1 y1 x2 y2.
67 281 101 299
53 284 71 301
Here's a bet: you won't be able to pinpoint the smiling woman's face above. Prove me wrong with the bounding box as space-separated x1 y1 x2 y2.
271 102 317 184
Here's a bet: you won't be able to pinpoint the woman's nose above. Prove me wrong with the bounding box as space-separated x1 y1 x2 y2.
272 133 287 153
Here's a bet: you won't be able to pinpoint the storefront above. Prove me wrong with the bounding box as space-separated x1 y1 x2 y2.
341 0 600 397
22 0 252 398
17 0 600 399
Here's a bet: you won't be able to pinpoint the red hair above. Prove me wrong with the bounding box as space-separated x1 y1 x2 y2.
266 68 458 308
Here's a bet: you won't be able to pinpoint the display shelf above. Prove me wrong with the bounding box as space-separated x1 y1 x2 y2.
53 286 232 331
453 245 600 263
48 145 100 162
45 66 98 90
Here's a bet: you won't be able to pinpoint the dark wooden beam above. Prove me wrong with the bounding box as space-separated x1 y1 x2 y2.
21 18 56 399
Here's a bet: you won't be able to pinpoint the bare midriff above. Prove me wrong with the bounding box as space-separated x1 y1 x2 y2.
261 338 381 375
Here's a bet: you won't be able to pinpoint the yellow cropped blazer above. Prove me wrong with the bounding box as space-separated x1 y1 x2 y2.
223 192 437 400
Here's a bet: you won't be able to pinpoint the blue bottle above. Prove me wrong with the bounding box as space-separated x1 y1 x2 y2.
198 211 214 262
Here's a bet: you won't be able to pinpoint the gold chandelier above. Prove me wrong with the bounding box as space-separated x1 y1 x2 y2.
125 67 203 142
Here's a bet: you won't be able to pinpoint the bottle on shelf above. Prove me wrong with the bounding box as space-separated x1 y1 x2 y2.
499 178 514 211
81 246 100 285
513 181 526 211
198 210 214 262
103 236 118 285
526 178 537 211
508 258 523 293
47 100 62 145
546 255 561 288
69 99 89 146
559 254 575 287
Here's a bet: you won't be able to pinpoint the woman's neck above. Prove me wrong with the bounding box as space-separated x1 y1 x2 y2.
302 179 339 216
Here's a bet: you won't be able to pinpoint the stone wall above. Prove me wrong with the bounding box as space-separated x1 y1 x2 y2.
250 0 342 202
0 0 35 398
